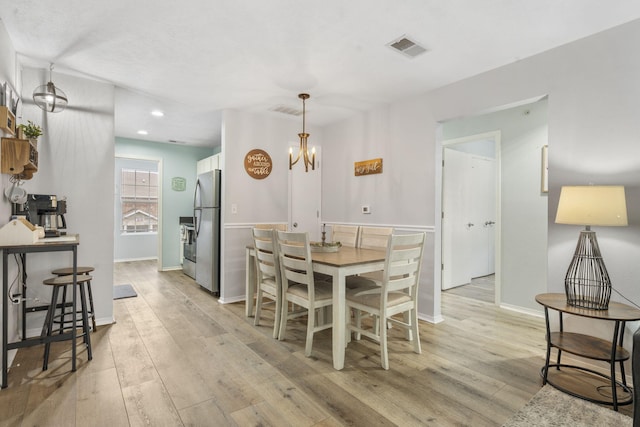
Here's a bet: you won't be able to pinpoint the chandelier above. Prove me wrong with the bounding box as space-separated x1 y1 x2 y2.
289 93 315 172
33 64 68 113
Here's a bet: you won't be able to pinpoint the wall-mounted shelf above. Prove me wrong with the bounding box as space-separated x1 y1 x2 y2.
0 106 15 135
1 138 38 179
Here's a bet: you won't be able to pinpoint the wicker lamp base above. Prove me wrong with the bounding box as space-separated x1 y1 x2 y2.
564 230 611 310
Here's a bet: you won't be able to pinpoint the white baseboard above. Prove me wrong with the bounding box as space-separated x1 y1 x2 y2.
219 295 246 305
114 257 158 263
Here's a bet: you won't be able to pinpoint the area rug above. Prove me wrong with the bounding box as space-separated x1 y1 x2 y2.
502 385 632 426
113 284 138 300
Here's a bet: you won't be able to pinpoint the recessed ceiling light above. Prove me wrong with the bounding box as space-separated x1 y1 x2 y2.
137 130 148 135
151 110 164 117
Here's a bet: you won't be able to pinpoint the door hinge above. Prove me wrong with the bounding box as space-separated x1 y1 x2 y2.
441 263 444 271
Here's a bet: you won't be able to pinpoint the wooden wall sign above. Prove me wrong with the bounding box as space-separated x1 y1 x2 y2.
354 158 383 176
244 149 272 179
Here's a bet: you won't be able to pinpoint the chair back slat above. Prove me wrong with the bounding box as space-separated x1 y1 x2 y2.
358 226 393 249
252 228 280 284
331 225 359 247
381 233 426 301
277 231 316 294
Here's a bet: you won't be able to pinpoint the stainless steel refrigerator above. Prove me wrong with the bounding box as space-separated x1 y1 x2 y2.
193 169 221 294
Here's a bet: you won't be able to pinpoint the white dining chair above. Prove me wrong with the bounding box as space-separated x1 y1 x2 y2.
252 228 282 338
331 225 359 247
255 223 288 231
346 226 393 288
358 226 393 250
276 230 333 357
345 232 426 370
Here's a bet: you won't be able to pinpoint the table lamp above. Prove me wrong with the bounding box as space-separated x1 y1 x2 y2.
555 185 628 310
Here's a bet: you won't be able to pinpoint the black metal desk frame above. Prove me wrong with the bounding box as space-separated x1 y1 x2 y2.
1 237 79 388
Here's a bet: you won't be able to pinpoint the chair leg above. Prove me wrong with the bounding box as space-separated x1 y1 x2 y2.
59 285 67 335
305 306 315 357
86 279 97 331
272 293 280 339
254 290 263 326
278 297 289 341
79 284 93 361
380 315 389 370
43 286 61 371
354 309 362 341
410 308 421 355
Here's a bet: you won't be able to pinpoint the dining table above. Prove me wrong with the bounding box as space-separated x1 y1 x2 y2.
245 245 386 370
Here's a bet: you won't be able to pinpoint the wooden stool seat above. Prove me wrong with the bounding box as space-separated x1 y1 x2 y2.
42 274 93 371
50 266 97 332
43 275 93 286
51 266 95 276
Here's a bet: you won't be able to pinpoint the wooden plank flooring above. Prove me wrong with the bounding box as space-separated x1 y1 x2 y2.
0 260 632 426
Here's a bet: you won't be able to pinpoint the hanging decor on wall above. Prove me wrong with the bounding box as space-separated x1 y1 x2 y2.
289 93 315 172
354 158 383 176
171 177 186 191
245 149 272 179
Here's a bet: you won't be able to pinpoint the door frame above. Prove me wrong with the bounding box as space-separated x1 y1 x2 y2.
114 155 164 271
435 130 501 305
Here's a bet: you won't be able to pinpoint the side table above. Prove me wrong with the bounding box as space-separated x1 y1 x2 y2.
536 293 640 411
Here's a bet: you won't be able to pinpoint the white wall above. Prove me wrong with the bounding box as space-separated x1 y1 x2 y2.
322 99 438 321
19 67 115 331
220 109 322 303
442 99 549 311
322 19 640 346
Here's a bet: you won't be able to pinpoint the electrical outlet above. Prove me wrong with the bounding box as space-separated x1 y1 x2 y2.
362 205 371 214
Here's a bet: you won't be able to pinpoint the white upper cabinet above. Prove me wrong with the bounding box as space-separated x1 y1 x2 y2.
197 154 220 175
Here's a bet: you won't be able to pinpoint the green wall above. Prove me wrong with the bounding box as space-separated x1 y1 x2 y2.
115 137 215 269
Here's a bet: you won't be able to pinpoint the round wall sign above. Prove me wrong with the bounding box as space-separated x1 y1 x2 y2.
244 149 272 179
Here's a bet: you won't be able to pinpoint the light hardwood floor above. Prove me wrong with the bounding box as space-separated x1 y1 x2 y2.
0 260 632 426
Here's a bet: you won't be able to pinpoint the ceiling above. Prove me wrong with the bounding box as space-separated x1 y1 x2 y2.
1 1 640 148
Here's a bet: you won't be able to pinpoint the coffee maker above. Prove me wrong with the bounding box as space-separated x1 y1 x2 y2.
12 194 67 237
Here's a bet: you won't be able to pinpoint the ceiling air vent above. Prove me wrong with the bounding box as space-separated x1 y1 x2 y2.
388 35 427 58
269 105 303 116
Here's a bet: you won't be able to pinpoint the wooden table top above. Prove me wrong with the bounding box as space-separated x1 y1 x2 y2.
536 293 640 321
309 246 386 267
0 234 79 249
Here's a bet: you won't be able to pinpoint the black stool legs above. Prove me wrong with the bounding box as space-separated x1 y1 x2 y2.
42 276 93 371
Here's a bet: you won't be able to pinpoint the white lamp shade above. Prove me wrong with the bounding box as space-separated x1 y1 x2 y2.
555 185 628 226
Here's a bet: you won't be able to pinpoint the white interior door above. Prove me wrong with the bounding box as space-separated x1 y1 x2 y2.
289 146 321 241
442 148 472 289
470 156 496 278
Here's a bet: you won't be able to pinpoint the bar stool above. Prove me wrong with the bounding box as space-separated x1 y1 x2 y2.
42 275 93 371
51 266 96 331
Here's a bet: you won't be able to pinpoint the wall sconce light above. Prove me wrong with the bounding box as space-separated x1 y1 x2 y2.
33 64 68 113
289 93 315 172
555 185 628 309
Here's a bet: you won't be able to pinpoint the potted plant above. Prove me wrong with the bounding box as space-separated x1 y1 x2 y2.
17 120 43 147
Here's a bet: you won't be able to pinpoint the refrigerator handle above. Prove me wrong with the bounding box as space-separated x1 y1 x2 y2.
194 179 201 237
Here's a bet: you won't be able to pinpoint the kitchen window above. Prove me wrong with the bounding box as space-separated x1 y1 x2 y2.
120 168 159 233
